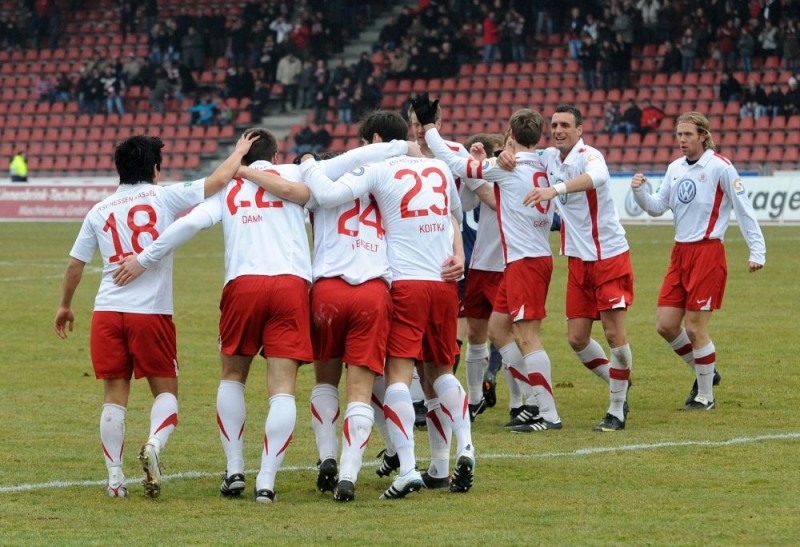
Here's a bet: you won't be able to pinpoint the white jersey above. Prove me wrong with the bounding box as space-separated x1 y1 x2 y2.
308 193 391 285
633 149 766 264
301 155 461 282
426 127 553 264
69 180 205 314
137 141 411 286
544 139 629 261
460 181 504 272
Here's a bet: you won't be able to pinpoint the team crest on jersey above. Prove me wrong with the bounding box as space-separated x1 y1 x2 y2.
587 153 597 162
732 177 745 194
677 178 696 203
698 172 707 183
350 167 365 176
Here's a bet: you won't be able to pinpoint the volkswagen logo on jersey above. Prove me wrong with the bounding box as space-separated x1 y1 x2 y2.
677 178 696 204
350 167 365 176
625 181 652 216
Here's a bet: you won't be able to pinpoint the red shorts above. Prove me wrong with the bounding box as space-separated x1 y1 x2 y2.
219 274 313 362
566 251 634 320
387 280 459 366
311 277 392 374
90 312 178 380
658 240 727 311
493 257 553 321
461 269 504 320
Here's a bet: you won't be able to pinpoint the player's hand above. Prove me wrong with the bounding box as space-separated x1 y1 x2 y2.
523 186 557 207
748 261 763 272
54 307 74 339
441 254 464 281
631 173 646 189
406 141 423 157
112 255 146 286
236 165 253 178
235 131 260 155
496 150 516 170
469 142 487 162
410 92 439 126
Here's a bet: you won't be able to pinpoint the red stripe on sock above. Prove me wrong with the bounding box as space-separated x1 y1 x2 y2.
154 413 178 435
238 422 245 440
528 372 553 395
439 403 455 423
332 407 340 424
583 358 609 370
276 434 293 458
427 410 447 441
216 413 230 441
675 343 693 356
263 433 269 455
370 394 383 409
462 395 468 420
383 405 409 440
509 366 531 385
119 441 124 460
695 353 716 365
310 403 323 424
609 367 631 381
359 432 371 450
343 418 351 446
101 443 113 462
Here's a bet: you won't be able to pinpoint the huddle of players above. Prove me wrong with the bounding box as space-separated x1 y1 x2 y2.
58 91 765 503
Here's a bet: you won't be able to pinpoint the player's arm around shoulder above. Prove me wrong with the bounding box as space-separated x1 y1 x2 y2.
298 155 362 208
202 132 261 198
237 165 310 206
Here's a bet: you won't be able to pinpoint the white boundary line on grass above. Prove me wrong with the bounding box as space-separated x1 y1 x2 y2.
2 432 798 494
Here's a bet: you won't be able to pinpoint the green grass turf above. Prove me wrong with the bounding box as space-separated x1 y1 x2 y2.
1 223 799 544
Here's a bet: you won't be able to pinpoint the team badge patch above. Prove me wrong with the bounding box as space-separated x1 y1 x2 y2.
732 177 745 194
350 167 365 176
699 172 707 183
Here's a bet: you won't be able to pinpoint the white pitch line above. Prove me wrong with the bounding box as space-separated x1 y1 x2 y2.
1 432 798 495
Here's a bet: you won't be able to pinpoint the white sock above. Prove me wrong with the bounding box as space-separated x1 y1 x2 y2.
523 350 559 422
502 365 523 409
576 338 610 383
425 398 452 479
433 374 473 455
371 376 396 456
499 342 535 405
339 402 374 484
608 344 632 420
669 329 695 372
148 392 178 453
310 383 340 462
694 342 716 401
256 393 296 491
100 403 126 468
465 342 489 404
216 380 246 476
383 382 416 475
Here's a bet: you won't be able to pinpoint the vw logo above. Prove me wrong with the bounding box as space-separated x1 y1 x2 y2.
625 181 652 216
677 178 696 204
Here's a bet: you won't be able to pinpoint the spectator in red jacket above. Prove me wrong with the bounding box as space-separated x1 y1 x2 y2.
639 99 665 137
482 11 500 64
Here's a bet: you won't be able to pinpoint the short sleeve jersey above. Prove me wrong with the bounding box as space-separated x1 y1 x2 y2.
69 180 205 313
544 140 629 261
192 160 312 285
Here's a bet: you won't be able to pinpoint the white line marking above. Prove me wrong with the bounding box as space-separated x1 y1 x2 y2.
1 432 797 494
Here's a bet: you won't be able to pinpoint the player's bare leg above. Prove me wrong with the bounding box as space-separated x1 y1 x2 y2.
138 376 178 498
417 363 452 488
596 310 632 430
101 378 130 498
510 320 561 430
682 309 717 410
217 354 253 497
490 311 537 427
311 359 343 494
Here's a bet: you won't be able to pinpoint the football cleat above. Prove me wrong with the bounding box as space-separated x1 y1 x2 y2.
482 371 497 408
220 472 245 497
413 400 427 429
254 487 276 503
379 469 423 500
107 481 128 498
450 447 475 493
375 449 400 478
503 404 540 429
333 479 355 502
316 458 338 493
468 398 488 422
683 395 716 411
593 413 626 432
421 471 451 489
685 370 722 405
510 417 563 432
138 443 162 498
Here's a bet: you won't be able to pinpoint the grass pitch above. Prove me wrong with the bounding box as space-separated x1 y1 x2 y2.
1 222 799 545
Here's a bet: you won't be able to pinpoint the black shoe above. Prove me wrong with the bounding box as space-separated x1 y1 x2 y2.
468 398 487 422
510 417 563 432
316 458 337 493
683 395 716 411
413 400 427 429
685 370 722 405
482 371 497 408
375 449 400 478
254 487 276 503
333 479 355 502
220 472 245 497
421 471 451 489
503 404 540 428
450 448 475 493
593 413 625 432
